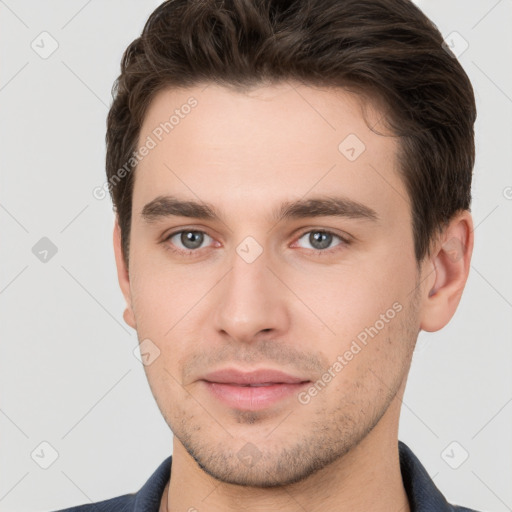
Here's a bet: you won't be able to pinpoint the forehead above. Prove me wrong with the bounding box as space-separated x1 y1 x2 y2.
132 82 408 223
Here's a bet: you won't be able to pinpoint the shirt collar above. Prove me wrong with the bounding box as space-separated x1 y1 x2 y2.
132 454 172 511
398 440 453 511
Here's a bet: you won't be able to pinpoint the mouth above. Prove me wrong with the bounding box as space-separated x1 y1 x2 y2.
220 382 286 387
199 368 311 410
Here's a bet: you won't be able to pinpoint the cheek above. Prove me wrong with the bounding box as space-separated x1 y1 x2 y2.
286 246 417 385
129 254 204 337
290 258 409 340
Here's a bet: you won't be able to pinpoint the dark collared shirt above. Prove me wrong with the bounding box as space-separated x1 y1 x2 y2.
53 441 481 512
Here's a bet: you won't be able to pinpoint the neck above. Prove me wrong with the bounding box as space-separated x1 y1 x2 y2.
164 396 410 512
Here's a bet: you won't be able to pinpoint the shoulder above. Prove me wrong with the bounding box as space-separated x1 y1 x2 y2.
50 493 135 512
49 454 172 512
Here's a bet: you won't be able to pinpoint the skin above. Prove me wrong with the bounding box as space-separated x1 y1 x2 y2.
113 82 473 512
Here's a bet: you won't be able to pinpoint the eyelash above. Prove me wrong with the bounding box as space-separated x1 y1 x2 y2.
162 228 351 257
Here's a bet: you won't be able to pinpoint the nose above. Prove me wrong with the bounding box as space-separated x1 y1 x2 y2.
212 243 290 344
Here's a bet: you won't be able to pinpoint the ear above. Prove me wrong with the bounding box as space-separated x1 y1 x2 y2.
419 210 474 332
113 216 136 329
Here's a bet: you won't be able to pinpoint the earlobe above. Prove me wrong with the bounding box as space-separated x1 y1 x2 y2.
113 217 136 330
123 307 136 329
419 211 474 332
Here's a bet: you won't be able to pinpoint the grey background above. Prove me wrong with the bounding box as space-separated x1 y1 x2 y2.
0 1 511 511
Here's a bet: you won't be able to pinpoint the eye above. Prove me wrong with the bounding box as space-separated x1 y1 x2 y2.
162 228 350 257
293 229 349 254
164 230 214 254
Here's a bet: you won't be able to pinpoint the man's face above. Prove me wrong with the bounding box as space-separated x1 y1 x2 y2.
119 82 426 486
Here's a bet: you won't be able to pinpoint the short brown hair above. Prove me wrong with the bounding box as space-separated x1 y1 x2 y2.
106 0 476 266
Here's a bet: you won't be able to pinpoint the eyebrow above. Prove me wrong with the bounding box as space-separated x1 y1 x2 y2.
141 194 379 224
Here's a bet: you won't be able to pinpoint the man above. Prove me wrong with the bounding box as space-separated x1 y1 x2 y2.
56 0 480 510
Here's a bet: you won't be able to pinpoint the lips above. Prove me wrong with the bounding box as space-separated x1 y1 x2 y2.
199 368 311 410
